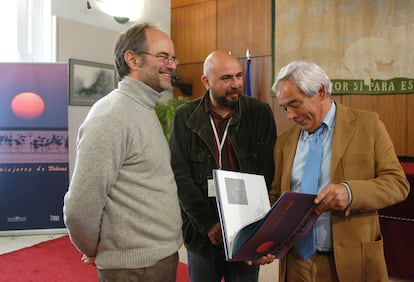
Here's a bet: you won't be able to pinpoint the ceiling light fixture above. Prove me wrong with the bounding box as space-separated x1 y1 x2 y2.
113 16 129 24
89 0 143 24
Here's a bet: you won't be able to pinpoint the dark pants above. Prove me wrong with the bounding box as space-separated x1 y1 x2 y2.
97 252 179 282
187 247 259 282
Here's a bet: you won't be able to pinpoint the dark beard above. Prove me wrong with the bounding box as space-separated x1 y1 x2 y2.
214 90 241 108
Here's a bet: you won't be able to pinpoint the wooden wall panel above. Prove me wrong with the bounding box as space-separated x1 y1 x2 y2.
340 95 377 112
172 0 210 9
217 0 272 58
248 56 273 106
407 95 414 156
173 63 205 99
171 1 217 64
331 94 343 105
378 95 407 156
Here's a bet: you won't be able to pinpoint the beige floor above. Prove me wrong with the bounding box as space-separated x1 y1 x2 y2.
0 232 279 281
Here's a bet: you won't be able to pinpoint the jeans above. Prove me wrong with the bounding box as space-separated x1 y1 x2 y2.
187 247 259 282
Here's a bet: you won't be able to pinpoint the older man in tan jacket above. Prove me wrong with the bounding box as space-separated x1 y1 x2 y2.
269 61 409 281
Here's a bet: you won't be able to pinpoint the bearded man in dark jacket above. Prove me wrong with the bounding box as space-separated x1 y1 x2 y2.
169 50 277 282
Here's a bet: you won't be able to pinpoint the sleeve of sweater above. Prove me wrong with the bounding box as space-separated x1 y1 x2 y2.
63 116 127 257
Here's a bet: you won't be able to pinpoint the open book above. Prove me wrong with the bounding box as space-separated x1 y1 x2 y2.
213 169 320 261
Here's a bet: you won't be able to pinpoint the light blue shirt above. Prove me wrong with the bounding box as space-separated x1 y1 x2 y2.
291 101 336 251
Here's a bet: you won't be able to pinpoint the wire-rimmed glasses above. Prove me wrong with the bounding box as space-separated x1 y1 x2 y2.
140 51 179 66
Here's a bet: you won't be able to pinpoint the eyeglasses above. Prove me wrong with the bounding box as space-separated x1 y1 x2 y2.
140 51 179 66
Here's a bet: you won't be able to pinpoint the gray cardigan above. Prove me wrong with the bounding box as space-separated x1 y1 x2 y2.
64 76 183 269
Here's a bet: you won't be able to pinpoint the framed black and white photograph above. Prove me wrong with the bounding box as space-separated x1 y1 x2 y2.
69 58 117 106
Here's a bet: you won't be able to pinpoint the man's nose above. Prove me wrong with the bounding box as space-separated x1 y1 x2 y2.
286 107 296 119
230 77 241 88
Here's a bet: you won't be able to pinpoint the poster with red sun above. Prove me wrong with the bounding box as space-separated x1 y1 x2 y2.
0 63 68 233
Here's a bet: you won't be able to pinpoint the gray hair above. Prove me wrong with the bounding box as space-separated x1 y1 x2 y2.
272 61 332 97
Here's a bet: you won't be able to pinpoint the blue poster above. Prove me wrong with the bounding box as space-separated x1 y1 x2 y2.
0 63 68 232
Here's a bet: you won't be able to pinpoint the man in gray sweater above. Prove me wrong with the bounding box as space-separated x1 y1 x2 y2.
63 22 183 282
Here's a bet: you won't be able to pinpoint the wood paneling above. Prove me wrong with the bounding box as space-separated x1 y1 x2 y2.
171 1 217 64
217 0 271 58
378 95 407 156
339 94 377 112
171 0 210 9
173 63 205 99
407 95 414 156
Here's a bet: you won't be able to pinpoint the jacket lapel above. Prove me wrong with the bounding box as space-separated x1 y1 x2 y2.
282 126 301 193
330 103 356 178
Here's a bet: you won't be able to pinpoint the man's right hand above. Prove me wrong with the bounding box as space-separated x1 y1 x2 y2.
81 254 96 265
208 222 223 245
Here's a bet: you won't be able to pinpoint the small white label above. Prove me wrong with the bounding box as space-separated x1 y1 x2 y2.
208 178 216 197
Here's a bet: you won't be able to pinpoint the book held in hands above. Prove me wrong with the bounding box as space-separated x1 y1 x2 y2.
213 169 320 261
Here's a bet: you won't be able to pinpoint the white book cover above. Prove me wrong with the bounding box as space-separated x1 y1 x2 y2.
213 169 270 259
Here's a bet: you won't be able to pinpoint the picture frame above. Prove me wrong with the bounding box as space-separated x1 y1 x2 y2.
68 58 117 106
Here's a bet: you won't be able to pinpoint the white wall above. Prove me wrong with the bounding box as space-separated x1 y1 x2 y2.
52 0 171 178
55 17 118 177
52 0 171 33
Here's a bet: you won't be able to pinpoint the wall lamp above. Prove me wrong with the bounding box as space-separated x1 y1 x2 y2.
87 0 143 24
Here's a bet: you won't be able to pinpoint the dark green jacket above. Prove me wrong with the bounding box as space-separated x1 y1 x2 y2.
169 93 277 254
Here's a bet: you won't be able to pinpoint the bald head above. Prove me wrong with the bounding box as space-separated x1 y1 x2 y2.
203 50 241 76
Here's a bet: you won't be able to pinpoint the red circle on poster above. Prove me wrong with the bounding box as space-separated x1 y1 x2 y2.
11 92 45 120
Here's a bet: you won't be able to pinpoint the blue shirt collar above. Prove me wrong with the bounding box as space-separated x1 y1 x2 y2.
302 100 336 138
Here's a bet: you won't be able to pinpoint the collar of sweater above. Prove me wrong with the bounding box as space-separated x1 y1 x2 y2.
118 76 163 109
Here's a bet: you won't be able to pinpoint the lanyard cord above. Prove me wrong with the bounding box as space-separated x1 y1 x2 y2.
210 115 231 170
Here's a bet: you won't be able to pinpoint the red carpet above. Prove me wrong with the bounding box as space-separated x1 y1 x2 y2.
0 235 190 282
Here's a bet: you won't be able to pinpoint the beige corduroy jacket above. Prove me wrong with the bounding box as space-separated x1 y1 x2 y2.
269 102 410 281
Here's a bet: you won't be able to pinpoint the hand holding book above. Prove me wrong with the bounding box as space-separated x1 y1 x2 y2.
208 222 223 245
213 170 320 261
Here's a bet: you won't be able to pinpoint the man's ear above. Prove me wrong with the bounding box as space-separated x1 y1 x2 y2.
318 84 327 99
201 75 210 90
124 50 139 69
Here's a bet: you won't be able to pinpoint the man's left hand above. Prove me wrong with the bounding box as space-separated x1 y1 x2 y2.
314 183 349 214
245 254 276 266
